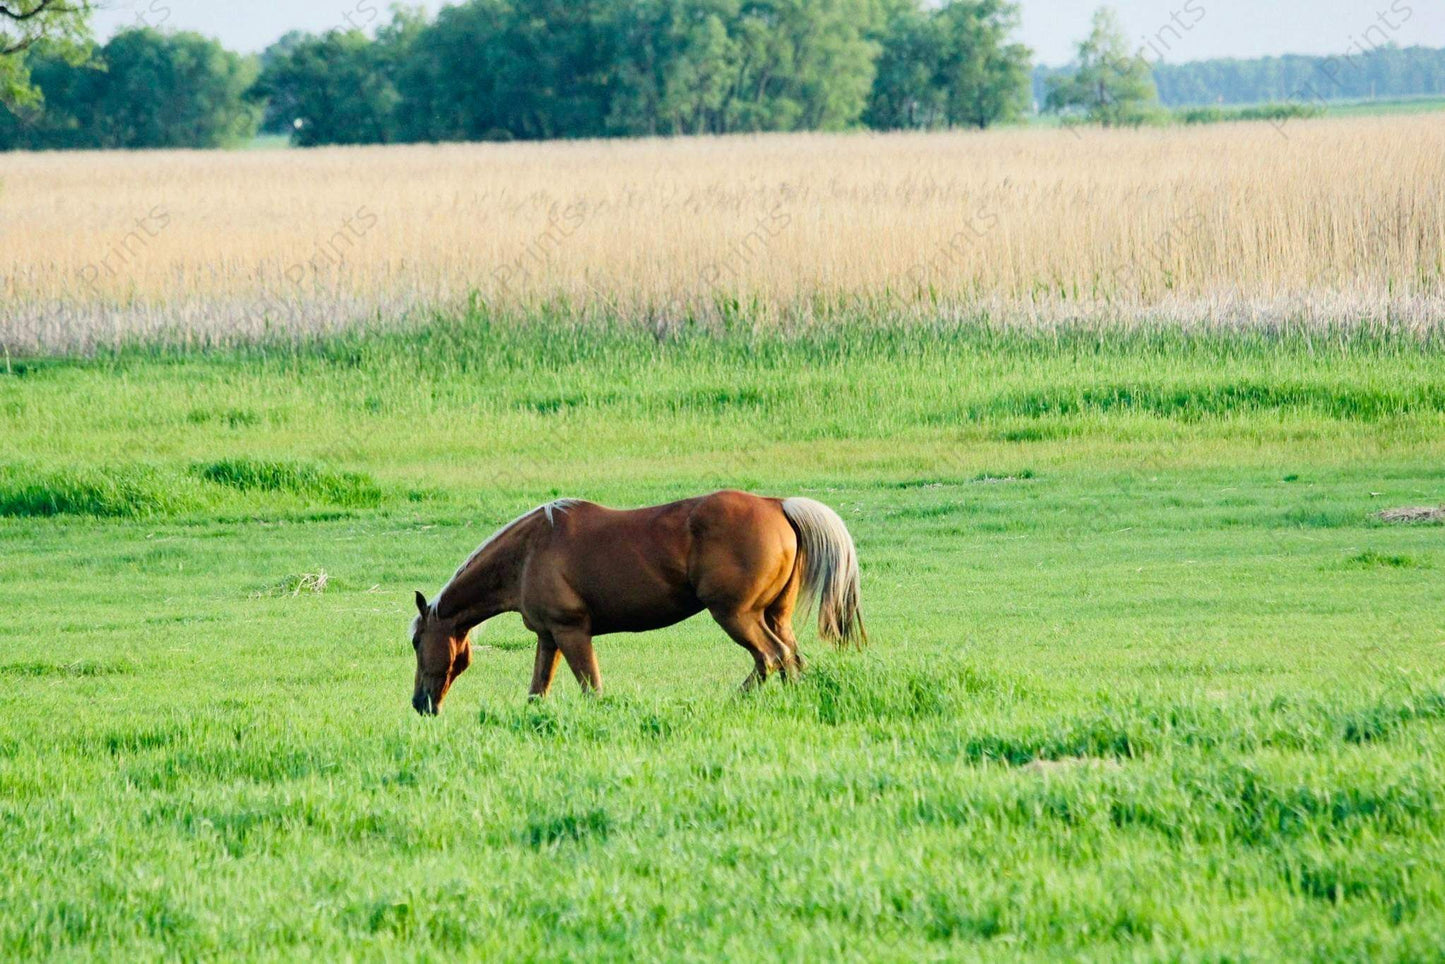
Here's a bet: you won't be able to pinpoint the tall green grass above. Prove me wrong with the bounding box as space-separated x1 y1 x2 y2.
191 459 382 508
5 312 1442 516
1176 103 1327 125
0 461 383 519
0 464 201 518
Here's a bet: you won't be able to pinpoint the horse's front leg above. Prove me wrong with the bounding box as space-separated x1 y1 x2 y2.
553 627 602 694
528 631 561 699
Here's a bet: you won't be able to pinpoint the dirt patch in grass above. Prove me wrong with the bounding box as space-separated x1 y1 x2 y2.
250 570 330 598
1377 505 1444 524
972 470 1036 484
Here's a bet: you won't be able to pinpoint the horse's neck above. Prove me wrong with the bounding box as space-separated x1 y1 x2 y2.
436 514 538 630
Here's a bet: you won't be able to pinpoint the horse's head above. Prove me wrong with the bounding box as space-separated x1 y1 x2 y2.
409 590 471 716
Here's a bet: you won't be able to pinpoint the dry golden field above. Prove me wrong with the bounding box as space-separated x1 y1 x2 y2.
2 113 1443 351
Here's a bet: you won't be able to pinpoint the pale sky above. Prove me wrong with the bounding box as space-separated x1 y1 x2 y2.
90 1 1445 66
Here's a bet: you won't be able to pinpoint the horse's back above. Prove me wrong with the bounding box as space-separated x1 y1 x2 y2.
550 490 783 545
527 496 705 634
525 492 795 634
546 490 784 579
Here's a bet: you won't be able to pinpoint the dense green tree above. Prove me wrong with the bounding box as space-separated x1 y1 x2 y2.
656 0 869 134
251 29 399 145
1 0 92 108
601 0 680 136
255 30 310 133
657 3 740 134
388 0 511 141
935 0 1029 128
1 27 255 149
86 29 257 148
386 0 616 142
866 0 1029 131
383 0 881 141
864 3 944 129
609 0 881 136
1045 6 1161 126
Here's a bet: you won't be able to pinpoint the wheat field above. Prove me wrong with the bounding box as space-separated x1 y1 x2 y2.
3 114 1444 352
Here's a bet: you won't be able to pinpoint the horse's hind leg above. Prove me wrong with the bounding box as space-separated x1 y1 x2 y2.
764 616 804 682
765 566 805 680
710 608 785 690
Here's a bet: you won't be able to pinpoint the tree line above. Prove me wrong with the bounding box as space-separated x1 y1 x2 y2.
1034 42 1445 110
3 0 1445 151
255 0 1034 146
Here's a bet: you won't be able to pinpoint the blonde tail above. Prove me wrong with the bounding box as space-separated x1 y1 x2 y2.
781 497 865 647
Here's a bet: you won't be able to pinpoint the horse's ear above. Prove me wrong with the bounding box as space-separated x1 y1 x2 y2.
414 590 428 616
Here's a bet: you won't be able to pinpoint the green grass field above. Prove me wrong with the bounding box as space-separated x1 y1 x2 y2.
1322 95 1445 118
3 315 1444 959
1021 94 1445 130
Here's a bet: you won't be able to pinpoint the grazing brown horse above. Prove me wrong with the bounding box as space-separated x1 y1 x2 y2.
409 490 864 715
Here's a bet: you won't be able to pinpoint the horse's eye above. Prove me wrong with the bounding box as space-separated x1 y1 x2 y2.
412 637 420 651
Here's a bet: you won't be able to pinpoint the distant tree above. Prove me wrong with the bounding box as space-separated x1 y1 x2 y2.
658 4 741 135
252 29 400 145
1152 45 1445 107
0 0 92 109
601 0 680 137
632 0 880 136
1045 6 1161 126
2 27 257 149
387 0 615 143
255 30 310 133
87 29 258 148
866 0 1030 131
934 0 1030 129
865 3 944 129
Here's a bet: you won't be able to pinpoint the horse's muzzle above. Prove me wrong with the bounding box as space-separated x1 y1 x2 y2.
412 691 438 716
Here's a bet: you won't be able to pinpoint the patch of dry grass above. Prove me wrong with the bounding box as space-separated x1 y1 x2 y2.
250 570 330 599
2 114 1443 351
1378 505 1445 524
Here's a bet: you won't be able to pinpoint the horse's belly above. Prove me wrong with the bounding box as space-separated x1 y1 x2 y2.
588 594 704 636
539 502 706 635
